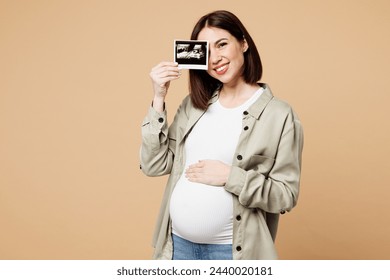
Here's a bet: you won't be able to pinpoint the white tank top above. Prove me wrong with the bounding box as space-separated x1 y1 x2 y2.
169 88 263 244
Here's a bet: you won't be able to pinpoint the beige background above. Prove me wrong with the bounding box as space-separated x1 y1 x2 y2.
1 0 389 259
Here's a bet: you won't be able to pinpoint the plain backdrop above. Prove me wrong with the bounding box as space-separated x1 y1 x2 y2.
1 0 389 259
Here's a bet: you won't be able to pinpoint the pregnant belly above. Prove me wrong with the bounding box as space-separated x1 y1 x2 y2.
169 176 233 244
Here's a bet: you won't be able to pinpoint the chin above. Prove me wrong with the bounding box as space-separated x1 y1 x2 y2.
217 77 234 85
209 73 228 84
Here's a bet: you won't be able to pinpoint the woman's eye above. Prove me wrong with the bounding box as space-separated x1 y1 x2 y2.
218 42 227 48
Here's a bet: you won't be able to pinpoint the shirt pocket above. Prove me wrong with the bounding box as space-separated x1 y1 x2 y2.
248 155 275 177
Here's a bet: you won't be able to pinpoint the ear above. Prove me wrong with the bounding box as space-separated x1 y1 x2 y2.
242 38 249 53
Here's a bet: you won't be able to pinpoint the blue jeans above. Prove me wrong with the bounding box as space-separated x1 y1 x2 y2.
172 234 233 260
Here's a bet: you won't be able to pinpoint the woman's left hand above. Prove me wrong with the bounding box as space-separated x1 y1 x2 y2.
185 160 231 186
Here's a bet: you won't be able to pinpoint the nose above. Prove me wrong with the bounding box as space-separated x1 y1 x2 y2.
209 48 222 65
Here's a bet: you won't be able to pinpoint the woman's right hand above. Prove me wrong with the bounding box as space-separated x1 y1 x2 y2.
149 61 180 99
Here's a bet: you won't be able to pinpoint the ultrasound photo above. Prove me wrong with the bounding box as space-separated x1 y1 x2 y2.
174 40 208 69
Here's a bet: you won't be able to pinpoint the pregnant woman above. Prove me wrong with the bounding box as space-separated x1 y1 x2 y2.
140 10 304 260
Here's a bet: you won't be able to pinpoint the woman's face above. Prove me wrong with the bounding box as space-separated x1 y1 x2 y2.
197 26 248 87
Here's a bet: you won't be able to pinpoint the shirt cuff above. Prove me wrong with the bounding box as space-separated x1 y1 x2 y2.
224 165 246 196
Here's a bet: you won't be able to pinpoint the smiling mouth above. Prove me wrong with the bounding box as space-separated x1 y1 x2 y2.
215 64 228 75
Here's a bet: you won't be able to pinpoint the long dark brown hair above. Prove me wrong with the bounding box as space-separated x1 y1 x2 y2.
189 10 263 110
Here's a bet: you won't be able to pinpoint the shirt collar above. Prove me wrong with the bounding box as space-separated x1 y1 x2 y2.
247 83 274 119
207 83 274 119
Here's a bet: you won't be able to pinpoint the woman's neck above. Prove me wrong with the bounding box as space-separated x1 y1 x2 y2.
219 82 260 108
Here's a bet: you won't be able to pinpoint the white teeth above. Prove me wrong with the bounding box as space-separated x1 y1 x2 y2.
216 65 227 72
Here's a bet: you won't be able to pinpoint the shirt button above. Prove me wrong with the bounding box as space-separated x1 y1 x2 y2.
243 126 249 131
280 210 286 214
237 155 243 160
236 215 241 221
236 246 242 251
243 111 249 115
158 117 164 123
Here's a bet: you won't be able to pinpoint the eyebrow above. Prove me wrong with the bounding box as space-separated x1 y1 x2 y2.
214 38 228 45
